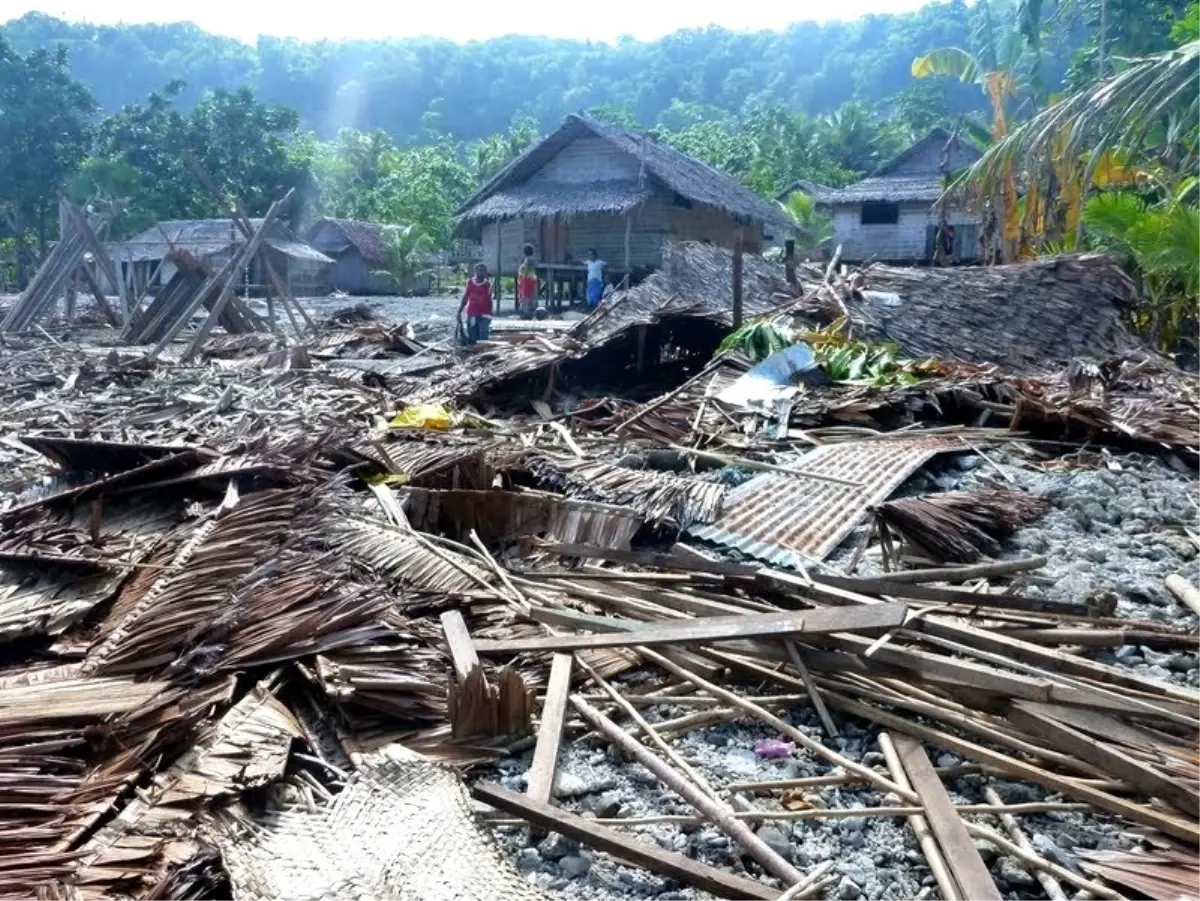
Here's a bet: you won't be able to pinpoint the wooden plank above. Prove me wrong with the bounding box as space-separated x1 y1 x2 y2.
473 782 778 900
812 573 1093 617
915 617 1200 709
892 734 1003 901
474 603 908 654
526 653 573 805
439 609 481 683
1008 701 1200 815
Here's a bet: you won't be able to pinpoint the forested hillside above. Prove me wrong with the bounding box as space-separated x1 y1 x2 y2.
0 0 1108 141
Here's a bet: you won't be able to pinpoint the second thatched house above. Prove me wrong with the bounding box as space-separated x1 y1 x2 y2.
785 128 983 265
453 113 787 289
105 218 332 296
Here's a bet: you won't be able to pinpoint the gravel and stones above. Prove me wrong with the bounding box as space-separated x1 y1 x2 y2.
478 448 1197 898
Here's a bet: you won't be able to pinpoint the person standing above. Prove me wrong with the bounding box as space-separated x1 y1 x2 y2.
517 244 538 318
458 263 493 344
585 249 606 310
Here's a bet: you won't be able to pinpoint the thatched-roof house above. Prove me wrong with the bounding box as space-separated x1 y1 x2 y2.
106 219 332 296
454 113 787 284
787 128 983 265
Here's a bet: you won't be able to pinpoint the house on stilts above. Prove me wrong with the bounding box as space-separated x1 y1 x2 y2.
453 113 787 304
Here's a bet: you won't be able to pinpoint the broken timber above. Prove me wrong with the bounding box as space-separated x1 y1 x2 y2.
473 603 908 654
475 783 778 900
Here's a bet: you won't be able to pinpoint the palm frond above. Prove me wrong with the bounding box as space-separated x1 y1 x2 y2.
1081 191 1148 256
957 42 1200 198
912 46 981 83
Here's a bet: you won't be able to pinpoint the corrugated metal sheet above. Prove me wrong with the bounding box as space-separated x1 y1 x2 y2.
686 437 950 567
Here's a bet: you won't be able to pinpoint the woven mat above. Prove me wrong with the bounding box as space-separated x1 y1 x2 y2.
211 754 549 901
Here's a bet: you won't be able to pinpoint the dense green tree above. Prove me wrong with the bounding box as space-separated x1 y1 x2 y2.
80 83 310 237
0 35 94 281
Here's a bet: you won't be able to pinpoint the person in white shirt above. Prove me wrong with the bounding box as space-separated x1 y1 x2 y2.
584 249 606 309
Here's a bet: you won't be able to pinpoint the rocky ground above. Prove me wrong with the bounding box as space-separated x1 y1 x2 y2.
480 449 1200 901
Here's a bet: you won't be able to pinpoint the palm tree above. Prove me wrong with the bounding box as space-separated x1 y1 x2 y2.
372 223 437 295
960 41 1199 194
777 193 834 258
958 39 1197 250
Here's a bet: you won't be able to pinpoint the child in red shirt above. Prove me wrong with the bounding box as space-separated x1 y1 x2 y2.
458 263 493 344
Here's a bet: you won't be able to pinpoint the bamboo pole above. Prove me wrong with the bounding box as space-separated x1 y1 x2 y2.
983 787 1068 901
570 695 805 887
879 732 961 901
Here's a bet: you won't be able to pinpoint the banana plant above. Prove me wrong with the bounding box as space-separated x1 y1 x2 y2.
912 29 1026 262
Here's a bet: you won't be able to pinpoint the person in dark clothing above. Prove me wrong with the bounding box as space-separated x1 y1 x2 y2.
934 223 956 266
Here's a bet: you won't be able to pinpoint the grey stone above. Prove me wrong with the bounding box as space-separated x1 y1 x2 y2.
724 747 761 776
1114 644 1140 661
973 839 1000 864
551 772 588 798
996 856 1037 887
837 875 863 899
755 825 792 861
840 816 867 834
592 790 622 818
559 855 592 879
515 848 541 872
1168 654 1197 673
537 832 578 860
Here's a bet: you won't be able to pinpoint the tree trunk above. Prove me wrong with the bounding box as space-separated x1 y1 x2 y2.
12 206 26 289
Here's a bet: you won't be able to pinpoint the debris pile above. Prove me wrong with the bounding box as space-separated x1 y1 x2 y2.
0 242 1196 901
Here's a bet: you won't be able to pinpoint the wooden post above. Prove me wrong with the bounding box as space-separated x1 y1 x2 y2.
731 228 744 329
784 237 796 286
623 213 632 275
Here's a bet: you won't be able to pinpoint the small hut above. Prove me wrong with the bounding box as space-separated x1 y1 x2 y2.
306 218 435 296
785 128 983 265
106 218 332 297
453 113 787 298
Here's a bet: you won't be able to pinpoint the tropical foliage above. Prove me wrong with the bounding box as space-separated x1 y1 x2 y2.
778 193 834 257
372 223 437 295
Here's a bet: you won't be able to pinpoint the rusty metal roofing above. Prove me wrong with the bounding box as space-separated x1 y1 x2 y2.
685 436 951 567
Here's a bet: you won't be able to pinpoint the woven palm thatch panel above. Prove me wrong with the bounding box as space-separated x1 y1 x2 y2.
399 487 643 550
214 757 549 901
526 455 727 529
69 684 301 899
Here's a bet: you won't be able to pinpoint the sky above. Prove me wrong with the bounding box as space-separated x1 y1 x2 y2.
1 0 932 43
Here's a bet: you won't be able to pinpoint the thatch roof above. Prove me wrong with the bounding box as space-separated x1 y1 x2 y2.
777 179 833 202
306 218 392 267
814 128 983 206
109 219 332 265
798 253 1143 372
456 114 788 230
460 180 654 222
571 241 795 349
571 241 1143 374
